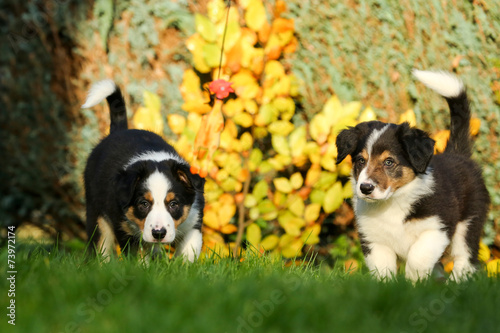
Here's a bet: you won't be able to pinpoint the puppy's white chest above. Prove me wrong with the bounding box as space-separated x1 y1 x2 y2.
355 199 441 259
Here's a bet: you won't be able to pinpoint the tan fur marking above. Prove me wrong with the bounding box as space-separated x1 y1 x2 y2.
120 221 135 236
97 217 116 260
166 192 176 202
389 165 416 190
175 205 191 227
144 191 153 203
367 150 416 191
125 206 146 230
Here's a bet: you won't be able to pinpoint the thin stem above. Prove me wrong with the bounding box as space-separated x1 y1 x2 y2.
217 1 231 79
233 159 252 257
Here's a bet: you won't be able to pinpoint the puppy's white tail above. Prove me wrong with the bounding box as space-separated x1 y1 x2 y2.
82 79 128 133
82 80 117 108
413 69 472 157
412 69 464 98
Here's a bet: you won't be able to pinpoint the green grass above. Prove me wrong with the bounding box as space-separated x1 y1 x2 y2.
1 244 499 333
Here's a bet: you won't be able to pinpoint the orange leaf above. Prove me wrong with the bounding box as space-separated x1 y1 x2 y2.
220 224 238 234
272 18 294 33
192 100 225 177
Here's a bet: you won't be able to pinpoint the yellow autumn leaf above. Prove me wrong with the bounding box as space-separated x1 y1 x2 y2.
244 99 258 114
249 207 259 220
264 33 281 60
239 132 253 151
248 148 263 172
278 211 305 236
220 224 238 234
218 193 236 225
132 91 163 133
180 68 203 101
272 135 290 156
301 223 321 245
260 234 279 251
203 42 224 68
304 203 321 224
399 109 417 127
310 113 330 145
167 114 186 135
323 181 343 213
289 126 307 157
290 172 303 190
203 209 220 230
279 234 303 258
478 241 491 263
342 181 354 199
274 177 292 193
244 194 258 208
246 223 262 248
195 13 217 42
223 99 244 117
487 259 500 277
232 111 253 127
268 120 294 136
287 194 305 217
470 118 481 136
305 164 321 186
207 0 226 23
342 101 363 120
255 103 278 126
231 70 261 99
322 95 343 125
432 130 450 153
253 180 268 201
272 96 295 120
264 60 285 81
245 0 267 32
358 106 377 122
219 19 241 51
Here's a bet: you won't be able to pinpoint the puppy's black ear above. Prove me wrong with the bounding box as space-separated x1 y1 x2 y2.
336 127 359 164
116 162 147 209
173 164 205 192
397 122 435 173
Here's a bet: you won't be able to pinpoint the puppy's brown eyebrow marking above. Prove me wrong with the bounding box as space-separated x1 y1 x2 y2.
144 191 153 203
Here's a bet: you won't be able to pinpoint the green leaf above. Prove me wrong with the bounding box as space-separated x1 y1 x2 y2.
195 13 217 42
93 0 114 50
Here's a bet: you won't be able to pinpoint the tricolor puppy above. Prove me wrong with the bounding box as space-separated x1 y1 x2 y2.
336 70 489 281
82 80 205 262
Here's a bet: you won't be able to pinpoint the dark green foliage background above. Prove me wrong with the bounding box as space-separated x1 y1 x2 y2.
1 0 499 244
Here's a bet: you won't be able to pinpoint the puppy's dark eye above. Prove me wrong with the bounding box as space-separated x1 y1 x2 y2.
384 158 395 167
356 157 366 165
168 201 179 210
138 200 151 211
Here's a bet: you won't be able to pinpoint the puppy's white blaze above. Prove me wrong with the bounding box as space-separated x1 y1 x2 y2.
175 229 202 262
81 79 116 108
124 151 187 169
142 171 176 243
366 124 390 156
450 220 475 281
412 69 464 98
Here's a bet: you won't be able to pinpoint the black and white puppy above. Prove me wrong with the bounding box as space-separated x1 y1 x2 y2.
336 70 490 281
82 80 205 262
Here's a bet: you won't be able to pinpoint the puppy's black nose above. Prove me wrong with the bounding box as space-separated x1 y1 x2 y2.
360 183 375 195
152 227 167 240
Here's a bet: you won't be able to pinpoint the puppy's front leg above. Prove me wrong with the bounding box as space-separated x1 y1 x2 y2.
365 243 397 280
406 230 449 282
175 229 202 262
